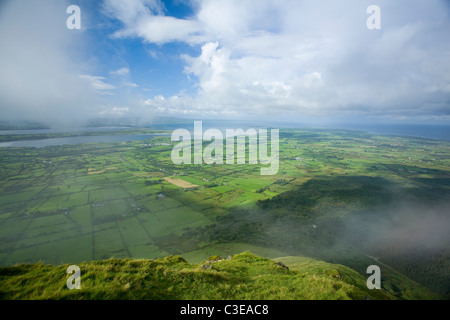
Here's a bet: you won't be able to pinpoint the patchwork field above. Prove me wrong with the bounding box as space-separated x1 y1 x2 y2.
0 128 449 298
0 134 279 266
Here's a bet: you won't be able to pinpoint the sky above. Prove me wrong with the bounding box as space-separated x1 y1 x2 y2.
0 0 450 126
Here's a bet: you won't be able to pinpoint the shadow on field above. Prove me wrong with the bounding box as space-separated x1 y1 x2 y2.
182 175 450 298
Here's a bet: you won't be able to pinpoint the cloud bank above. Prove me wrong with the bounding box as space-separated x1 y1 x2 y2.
1 0 449 124
106 0 450 121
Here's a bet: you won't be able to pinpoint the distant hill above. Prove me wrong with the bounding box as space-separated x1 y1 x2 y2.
0 252 431 300
0 121 50 130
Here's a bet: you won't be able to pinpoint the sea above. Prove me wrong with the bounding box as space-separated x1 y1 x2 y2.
0 122 448 148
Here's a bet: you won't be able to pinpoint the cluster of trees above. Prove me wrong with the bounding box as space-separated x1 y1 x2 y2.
144 179 162 186
379 246 450 298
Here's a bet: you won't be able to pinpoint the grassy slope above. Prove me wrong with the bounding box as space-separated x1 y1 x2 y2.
0 252 394 300
277 256 438 300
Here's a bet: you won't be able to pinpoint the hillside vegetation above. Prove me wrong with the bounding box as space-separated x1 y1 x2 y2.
0 252 395 300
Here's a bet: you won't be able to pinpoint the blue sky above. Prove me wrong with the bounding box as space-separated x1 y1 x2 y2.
0 0 449 125
83 1 199 94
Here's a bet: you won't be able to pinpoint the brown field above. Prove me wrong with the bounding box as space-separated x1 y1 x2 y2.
163 177 199 189
87 167 117 175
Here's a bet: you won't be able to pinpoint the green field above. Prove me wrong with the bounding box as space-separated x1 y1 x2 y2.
0 128 449 299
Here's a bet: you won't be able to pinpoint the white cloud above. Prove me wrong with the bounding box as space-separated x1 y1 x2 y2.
147 49 158 59
111 106 129 116
129 15 203 44
104 0 450 120
111 67 130 76
104 0 204 44
79 75 116 92
97 106 130 117
3 0 448 124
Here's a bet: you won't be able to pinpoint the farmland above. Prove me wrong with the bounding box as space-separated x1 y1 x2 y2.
0 127 449 298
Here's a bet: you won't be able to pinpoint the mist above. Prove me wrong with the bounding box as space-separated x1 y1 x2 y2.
192 174 450 296
343 201 450 253
0 0 97 126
